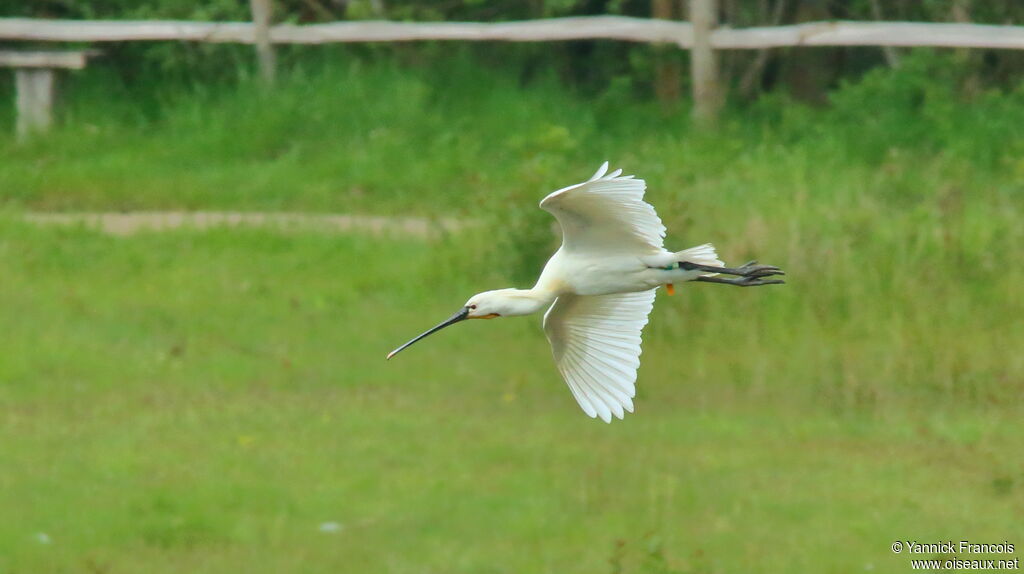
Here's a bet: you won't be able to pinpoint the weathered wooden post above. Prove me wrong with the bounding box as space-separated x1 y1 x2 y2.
689 0 721 126
1 50 93 141
249 0 276 85
15 68 55 139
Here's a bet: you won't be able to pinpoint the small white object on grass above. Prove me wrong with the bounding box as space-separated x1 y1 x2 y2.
318 522 343 533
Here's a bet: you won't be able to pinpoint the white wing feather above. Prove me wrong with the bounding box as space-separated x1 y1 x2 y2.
539 162 666 254
543 290 657 423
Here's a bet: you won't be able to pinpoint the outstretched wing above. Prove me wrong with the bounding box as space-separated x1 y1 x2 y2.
539 162 666 254
543 290 657 423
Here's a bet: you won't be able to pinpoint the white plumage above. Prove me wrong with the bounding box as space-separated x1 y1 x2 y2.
543 291 655 422
387 162 784 422
540 162 666 254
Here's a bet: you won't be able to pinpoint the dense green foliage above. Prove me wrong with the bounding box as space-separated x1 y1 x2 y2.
11 0 1023 22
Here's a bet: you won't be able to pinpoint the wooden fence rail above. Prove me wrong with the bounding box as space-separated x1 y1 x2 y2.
3 17 1024 50
4 13 1024 137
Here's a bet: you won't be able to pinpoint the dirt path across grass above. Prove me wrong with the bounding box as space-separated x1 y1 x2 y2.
24 211 468 238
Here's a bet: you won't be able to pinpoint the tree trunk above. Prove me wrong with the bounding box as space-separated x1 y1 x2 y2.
739 0 787 99
652 0 680 110
951 0 980 99
870 0 901 68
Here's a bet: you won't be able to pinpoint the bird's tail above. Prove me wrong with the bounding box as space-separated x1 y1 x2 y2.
674 243 723 273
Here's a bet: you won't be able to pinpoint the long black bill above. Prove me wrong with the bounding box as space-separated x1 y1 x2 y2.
386 306 470 360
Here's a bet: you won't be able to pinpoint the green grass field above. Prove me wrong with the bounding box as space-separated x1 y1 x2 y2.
1 222 1021 573
2 52 1023 572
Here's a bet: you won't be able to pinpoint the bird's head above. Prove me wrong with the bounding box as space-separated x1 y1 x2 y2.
465 288 531 319
386 289 549 360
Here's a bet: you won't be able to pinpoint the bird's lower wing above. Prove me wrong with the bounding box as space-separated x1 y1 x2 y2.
542 290 657 422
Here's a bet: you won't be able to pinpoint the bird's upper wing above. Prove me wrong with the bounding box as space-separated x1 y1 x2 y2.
539 162 666 254
543 290 657 422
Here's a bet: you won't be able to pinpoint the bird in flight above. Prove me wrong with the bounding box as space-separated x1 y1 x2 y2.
387 162 784 422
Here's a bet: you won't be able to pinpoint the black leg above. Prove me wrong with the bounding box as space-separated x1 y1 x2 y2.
680 260 785 279
695 275 785 287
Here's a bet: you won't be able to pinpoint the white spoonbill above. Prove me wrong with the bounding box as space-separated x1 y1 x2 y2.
387 162 784 422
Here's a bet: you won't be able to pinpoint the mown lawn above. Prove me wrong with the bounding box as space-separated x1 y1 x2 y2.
1 221 1021 573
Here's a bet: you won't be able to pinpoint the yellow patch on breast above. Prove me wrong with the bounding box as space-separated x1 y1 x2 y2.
542 278 571 295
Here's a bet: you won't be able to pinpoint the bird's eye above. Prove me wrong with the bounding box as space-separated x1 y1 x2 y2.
468 304 477 310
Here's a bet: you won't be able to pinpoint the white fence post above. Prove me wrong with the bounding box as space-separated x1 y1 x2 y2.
690 0 721 126
15 68 56 140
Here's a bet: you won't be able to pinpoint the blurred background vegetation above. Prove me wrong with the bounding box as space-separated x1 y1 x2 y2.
1 1 1023 573
7 0 1024 102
